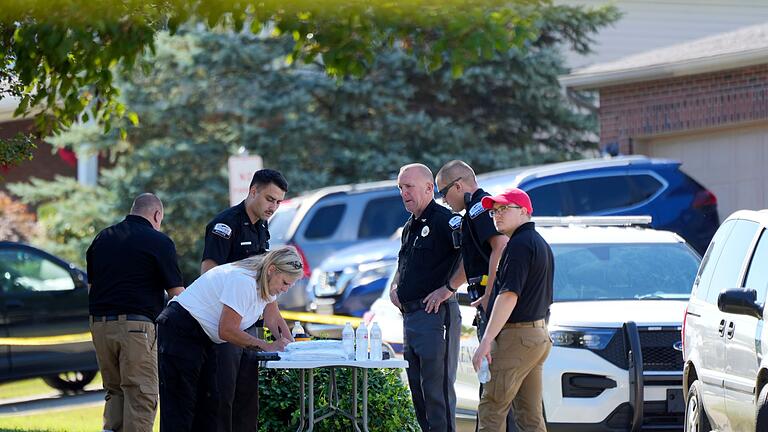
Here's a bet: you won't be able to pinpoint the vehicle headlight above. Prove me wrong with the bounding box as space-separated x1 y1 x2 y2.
313 261 395 297
347 261 396 291
548 326 617 350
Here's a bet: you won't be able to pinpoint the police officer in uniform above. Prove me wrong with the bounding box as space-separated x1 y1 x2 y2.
472 188 554 432
201 169 292 432
390 163 463 432
87 193 184 432
435 160 514 432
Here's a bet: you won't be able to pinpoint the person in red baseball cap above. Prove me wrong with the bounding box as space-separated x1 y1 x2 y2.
480 188 533 235
473 187 554 432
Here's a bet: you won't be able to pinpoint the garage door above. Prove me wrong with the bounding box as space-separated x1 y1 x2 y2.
639 124 768 219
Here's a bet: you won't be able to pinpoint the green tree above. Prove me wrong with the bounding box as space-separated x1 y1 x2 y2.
9 9 612 281
0 0 618 165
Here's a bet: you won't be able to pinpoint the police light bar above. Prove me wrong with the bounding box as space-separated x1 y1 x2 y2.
532 216 653 227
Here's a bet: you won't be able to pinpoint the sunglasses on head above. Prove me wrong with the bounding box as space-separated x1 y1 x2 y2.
288 260 303 270
435 177 462 199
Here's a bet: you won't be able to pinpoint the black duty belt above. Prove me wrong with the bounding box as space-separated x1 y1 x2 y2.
91 314 154 323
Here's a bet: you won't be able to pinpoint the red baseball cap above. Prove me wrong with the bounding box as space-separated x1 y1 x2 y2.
481 188 533 215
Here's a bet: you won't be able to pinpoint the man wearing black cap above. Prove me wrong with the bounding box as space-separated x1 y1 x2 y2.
391 163 463 432
472 188 554 432
201 168 293 432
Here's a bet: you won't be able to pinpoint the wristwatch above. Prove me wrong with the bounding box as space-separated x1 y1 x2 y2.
445 283 457 293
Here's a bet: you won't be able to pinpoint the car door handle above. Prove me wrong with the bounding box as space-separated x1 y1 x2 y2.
718 319 727 337
5 299 24 309
726 321 736 339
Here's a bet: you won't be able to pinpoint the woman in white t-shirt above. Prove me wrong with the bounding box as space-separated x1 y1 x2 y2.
157 246 303 432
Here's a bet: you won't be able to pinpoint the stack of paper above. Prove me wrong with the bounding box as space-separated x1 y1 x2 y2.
280 340 347 361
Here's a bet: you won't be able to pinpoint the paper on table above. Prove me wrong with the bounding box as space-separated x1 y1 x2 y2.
280 340 346 361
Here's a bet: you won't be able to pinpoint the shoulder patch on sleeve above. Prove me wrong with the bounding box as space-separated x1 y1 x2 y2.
212 223 232 239
469 202 487 219
448 215 462 230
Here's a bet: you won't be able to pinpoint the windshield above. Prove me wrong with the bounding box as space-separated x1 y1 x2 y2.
268 204 300 243
552 243 700 302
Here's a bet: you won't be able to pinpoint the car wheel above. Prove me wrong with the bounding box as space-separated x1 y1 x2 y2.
42 370 97 393
685 380 712 432
756 384 768 431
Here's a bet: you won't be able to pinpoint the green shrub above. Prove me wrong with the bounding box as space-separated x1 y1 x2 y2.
258 367 419 431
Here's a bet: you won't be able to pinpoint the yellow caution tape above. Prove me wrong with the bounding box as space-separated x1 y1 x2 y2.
0 313 359 345
0 332 93 346
281 311 361 327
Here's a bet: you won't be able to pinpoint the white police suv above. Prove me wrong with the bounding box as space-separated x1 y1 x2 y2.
366 216 701 430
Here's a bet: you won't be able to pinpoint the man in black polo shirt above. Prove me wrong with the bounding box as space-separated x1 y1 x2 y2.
390 163 463 432
201 168 292 432
87 193 184 432
472 188 554 432
435 160 513 432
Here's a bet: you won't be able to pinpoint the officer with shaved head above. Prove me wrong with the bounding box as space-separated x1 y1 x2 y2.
436 160 514 432
87 193 184 432
391 163 463 431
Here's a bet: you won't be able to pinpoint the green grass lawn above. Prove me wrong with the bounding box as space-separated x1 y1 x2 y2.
0 405 160 432
0 374 145 432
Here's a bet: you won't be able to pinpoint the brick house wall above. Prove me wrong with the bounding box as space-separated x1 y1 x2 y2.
598 64 768 154
0 119 77 192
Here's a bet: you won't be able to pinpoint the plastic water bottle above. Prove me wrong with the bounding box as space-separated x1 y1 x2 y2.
292 321 305 338
478 358 491 384
369 322 382 361
355 322 368 361
342 322 355 360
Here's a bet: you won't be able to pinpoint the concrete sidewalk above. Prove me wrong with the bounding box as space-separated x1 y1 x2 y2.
0 389 104 416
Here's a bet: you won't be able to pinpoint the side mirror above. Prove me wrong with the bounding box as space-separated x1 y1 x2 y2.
70 268 88 289
718 288 763 319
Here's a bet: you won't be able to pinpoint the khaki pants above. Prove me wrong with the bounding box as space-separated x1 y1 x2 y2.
478 322 552 432
90 316 158 432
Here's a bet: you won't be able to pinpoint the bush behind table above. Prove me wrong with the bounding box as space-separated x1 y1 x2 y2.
258 367 419 431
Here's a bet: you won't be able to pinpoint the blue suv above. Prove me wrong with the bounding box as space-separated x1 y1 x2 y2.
478 155 719 255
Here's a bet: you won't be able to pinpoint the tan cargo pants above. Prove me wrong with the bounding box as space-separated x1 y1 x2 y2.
90 316 158 432
478 321 552 432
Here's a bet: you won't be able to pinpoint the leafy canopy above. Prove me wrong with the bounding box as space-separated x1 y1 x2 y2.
9 14 612 281
0 0 618 164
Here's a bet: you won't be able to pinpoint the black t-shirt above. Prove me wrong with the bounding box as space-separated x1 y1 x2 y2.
396 200 461 303
87 215 184 320
461 188 502 280
202 201 270 265
487 222 554 323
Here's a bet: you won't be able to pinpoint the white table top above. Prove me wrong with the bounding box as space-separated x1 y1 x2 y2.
265 359 409 369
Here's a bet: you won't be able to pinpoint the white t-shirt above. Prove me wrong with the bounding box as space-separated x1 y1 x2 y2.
173 263 275 344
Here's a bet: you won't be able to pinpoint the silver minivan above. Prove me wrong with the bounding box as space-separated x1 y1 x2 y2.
682 209 768 432
268 180 409 310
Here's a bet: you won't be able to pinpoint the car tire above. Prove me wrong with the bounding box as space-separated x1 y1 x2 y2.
42 370 97 393
756 384 768 431
685 380 712 432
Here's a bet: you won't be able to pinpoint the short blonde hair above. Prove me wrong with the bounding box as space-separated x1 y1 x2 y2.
232 246 304 301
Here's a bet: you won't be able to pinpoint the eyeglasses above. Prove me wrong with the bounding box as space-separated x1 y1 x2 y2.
489 205 522 218
435 177 462 199
288 260 303 270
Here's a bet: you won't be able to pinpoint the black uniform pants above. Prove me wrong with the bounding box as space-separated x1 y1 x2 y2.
215 332 261 432
157 302 218 432
403 299 460 432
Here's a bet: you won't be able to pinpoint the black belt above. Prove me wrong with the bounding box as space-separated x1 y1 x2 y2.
91 314 154 323
400 297 457 314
